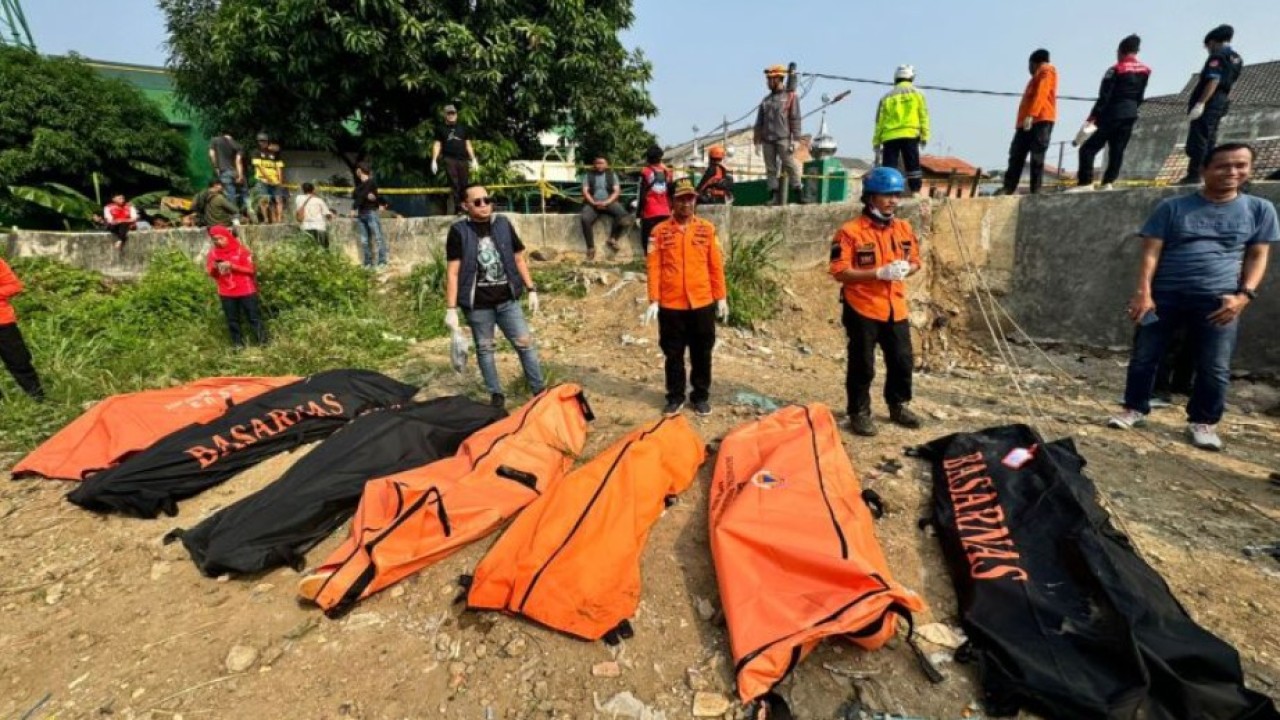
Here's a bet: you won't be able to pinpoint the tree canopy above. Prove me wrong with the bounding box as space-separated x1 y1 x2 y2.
160 0 657 180
0 47 189 228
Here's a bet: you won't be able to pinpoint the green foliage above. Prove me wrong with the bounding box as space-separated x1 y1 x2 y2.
254 235 375 316
0 251 417 454
535 267 589 299
394 251 449 342
0 48 189 228
724 232 785 329
159 0 656 170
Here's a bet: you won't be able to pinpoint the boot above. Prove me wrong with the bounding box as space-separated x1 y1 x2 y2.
889 404 923 429
848 412 878 437
769 188 782 206
790 186 805 204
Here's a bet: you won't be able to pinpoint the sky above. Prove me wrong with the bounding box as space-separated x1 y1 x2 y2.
21 0 1280 170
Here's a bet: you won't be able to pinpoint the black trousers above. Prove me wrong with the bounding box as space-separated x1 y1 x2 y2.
0 322 44 399
1003 121 1054 193
881 138 923 193
304 228 330 250
579 203 631 249
443 157 470 206
220 294 267 347
108 223 131 246
658 305 716 404
640 215 668 255
1077 117 1137 186
842 304 912 417
1185 103 1228 180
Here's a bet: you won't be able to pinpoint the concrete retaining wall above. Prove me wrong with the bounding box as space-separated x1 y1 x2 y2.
6 186 1278 372
1006 182 1280 372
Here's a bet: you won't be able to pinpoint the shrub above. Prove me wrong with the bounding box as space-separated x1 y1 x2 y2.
724 231 784 328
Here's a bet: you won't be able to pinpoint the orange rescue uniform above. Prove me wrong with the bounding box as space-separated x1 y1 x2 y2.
828 214 921 321
1017 63 1058 126
646 216 727 309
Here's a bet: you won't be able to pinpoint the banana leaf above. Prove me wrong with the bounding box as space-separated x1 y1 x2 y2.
6 184 98 221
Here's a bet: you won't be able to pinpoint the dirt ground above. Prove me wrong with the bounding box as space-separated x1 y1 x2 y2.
2 262 1278 720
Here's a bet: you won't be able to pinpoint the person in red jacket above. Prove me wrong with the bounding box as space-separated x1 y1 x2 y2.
0 257 45 401
999 49 1058 195
103 194 139 252
206 225 267 349
637 145 673 255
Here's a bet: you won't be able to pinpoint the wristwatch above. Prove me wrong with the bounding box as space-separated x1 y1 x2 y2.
1237 287 1258 300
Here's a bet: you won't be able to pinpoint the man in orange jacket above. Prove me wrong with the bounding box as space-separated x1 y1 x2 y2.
999 49 1058 195
0 257 45 401
830 167 922 436
644 178 728 416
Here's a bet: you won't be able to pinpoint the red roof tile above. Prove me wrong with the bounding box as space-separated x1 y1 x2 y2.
920 155 979 175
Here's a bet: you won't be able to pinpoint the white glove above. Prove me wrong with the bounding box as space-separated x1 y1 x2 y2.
444 307 460 331
470 157 479 171
431 159 439 175
1022 116 1034 132
890 259 912 280
873 144 882 154
920 140 927 150
1188 103 1206 121
526 291 540 315
716 299 729 322
787 141 796 153
875 265 897 281
753 144 762 157
642 302 659 326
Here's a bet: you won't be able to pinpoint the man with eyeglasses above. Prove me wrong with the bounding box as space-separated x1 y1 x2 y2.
643 178 728 417
444 184 544 408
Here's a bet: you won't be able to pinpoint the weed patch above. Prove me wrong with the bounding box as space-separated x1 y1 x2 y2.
724 231 784 328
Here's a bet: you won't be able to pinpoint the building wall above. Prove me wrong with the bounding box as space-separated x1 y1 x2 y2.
1123 110 1280 180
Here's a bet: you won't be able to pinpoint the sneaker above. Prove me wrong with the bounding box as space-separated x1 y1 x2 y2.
1187 423 1223 451
1064 185 1095 193
848 412 878 437
490 393 506 409
692 401 712 417
1107 409 1147 429
606 238 620 253
662 400 685 415
586 247 597 261
1099 183 1116 191
889 404 923 429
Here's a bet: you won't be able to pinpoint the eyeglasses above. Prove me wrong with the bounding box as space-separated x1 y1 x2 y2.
470 197 493 206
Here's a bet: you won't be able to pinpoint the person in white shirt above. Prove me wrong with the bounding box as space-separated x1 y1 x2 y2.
294 182 335 249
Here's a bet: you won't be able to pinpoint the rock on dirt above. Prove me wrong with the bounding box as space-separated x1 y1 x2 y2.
592 660 622 678
692 691 732 717
225 645 259 673
502 636 527 658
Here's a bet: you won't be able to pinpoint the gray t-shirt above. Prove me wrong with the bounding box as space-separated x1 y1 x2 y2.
1140 193 1279 295
584 170 617 202
209 136 242 174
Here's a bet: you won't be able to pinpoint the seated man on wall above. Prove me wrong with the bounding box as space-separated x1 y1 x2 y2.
1108 143 1277 451
579 155 631 260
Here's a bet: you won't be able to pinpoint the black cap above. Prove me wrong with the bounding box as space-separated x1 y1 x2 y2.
1204 24 1233 44
1029 49 1050 64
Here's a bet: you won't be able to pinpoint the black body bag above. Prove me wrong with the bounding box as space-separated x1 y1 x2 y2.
918 424 1278 720
168 396 506 576
67 369 418 518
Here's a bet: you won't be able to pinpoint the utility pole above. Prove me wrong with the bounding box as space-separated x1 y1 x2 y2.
0 0 35 51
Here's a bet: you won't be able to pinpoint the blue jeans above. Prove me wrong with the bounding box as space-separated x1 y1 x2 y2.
356 212 388 267
464 300 544 396
1122 291 1238 424
218 170 240 209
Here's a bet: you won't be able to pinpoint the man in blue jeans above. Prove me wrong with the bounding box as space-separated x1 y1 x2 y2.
443 184 544 408
1109 143 1277 450
352 163 388 268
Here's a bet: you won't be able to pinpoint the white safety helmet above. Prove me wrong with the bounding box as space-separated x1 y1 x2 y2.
894 64 915 81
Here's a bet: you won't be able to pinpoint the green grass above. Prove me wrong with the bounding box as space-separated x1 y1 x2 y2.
724 231 784 328
0 237 441 454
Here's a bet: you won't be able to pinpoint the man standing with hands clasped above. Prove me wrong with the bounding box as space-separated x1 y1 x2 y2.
830 167 923 437
432 105 479 209
643 178 728 417
1109 144 1277 451
444 184 544 409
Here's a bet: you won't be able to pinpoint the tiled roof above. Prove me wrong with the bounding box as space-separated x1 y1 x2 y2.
1153 136 1280 183
1142 59 1280 118
920 155 979 175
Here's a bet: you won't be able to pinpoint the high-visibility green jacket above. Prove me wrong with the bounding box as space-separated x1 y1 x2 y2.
873 82 930 146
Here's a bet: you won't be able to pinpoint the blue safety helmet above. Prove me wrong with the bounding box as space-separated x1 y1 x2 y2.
863 167 906 195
